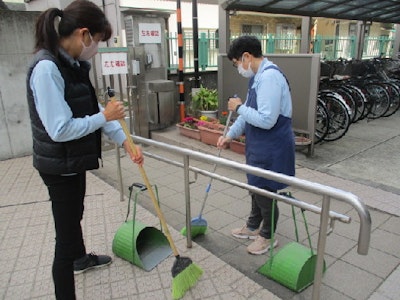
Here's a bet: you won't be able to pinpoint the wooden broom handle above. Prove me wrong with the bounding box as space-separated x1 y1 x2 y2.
108 91 179 256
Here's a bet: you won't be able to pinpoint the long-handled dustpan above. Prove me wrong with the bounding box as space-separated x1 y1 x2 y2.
107 87 202 300
112 183 172 271
181 110 233 238
258 192 326 292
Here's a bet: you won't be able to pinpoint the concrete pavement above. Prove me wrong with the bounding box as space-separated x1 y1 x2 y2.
1 111 400 299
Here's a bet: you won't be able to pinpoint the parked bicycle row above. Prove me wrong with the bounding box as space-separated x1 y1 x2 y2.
315 58 400 143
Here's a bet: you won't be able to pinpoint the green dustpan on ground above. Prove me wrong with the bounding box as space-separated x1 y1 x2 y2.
112 183 172 271
258 194 326 292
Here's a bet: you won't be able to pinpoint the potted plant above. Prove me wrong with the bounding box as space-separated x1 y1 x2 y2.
230 135 245 155
176 117 203 140
191 85 219 118
197 121 227 148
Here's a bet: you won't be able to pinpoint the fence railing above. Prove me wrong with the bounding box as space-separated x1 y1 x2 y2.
113 134 371 300
166 33 395 72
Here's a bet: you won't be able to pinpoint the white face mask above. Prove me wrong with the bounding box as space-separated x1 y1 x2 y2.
237 56 254 78
78 32 99 61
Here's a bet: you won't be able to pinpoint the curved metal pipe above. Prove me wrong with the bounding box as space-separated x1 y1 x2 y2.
134 135 371 254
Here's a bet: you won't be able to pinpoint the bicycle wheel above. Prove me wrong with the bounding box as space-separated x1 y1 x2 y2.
319 91 351 142
382 81 400 117
314 98 330 144
336 86 356 123
344 85 366 122
365 83 390 119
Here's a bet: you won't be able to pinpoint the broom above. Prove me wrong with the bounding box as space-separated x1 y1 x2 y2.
181 110 233 238
107 88 203 299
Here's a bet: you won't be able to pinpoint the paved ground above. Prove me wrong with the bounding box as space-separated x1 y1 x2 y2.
1 111 400 299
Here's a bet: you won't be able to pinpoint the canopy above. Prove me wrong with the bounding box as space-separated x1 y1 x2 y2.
221 0 400 24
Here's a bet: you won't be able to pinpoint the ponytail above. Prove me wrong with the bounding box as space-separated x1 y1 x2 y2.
33 1 111 55
34 8 63 55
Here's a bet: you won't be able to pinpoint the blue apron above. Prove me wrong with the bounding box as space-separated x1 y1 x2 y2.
244 66 295 190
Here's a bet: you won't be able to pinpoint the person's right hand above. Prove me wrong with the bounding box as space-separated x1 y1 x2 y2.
217 136 232 149
103 101 126 121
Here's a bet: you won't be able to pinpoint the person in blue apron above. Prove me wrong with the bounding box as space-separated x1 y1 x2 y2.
217 36 295 255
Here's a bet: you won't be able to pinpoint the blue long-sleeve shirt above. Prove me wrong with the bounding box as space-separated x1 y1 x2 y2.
227 58 292 139
29 56 126 146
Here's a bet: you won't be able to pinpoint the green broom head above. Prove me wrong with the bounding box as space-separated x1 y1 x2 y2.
180 217 208 238
180 224 208 238
171 255 203 299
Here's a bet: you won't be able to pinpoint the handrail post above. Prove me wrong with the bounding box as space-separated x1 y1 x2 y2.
312 194 331 300
115 144 124 202
183 155 192 248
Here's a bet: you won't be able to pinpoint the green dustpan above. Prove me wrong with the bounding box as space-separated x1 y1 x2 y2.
258 241 326 292
258 193 326 292
112 183 172 271
112 220 171 271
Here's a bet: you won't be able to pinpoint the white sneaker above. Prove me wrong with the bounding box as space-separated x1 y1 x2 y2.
231 225 260 240
247 235 278 255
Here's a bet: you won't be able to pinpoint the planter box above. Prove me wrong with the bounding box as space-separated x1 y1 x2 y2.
198 123 228 148
230 140 245 155
176 123 201 140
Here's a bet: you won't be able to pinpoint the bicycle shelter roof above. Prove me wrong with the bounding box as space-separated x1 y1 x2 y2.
220 0 400 24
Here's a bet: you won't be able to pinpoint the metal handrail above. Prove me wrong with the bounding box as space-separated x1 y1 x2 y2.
115 135 371 300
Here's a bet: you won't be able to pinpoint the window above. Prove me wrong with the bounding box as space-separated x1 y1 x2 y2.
276 24 296 50
349 23 357 36
276 24 295 36
242 24 263 34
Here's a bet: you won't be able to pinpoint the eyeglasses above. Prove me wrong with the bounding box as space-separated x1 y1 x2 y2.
232 55 245 68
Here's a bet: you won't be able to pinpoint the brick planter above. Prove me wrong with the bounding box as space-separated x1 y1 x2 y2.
198 123 228 148
230 140 245 155
176 123 201 140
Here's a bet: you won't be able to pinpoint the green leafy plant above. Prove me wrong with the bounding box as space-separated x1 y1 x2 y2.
234 135 246 143
191 85 219 112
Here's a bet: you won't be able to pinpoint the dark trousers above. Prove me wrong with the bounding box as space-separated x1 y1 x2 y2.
40 172 87 300
246 187 279 239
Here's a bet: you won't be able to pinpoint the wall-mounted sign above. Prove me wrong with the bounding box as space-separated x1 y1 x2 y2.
138 23 161 44
101 52 128 75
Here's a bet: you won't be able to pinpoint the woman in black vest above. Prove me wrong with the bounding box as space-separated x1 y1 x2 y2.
27 1 143 299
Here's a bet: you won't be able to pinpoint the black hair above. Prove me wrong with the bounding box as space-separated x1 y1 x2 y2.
227 35 263 61
34 0 112 54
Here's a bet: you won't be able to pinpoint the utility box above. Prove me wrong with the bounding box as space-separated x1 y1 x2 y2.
147 79 175 131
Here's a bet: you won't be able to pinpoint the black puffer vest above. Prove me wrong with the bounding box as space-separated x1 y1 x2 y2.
26 49 101 175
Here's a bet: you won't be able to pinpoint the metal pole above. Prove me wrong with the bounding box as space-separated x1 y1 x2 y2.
183 154 192 248
192 0 200 88
115 144 124 202
312 194 331 300
176 0 185 121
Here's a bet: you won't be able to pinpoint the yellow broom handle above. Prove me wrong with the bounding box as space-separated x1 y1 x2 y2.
109 94 179 256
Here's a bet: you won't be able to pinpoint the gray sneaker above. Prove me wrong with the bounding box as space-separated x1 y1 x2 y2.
231 225 260 240
73 252 112 274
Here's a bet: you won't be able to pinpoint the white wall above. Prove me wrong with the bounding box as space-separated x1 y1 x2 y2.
119 0 219 33
169 2 219 31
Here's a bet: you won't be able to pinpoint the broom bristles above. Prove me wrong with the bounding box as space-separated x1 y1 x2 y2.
171 257 203 299
180 225 207 237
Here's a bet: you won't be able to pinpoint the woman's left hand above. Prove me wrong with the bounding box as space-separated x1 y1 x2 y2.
123 140 144 166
